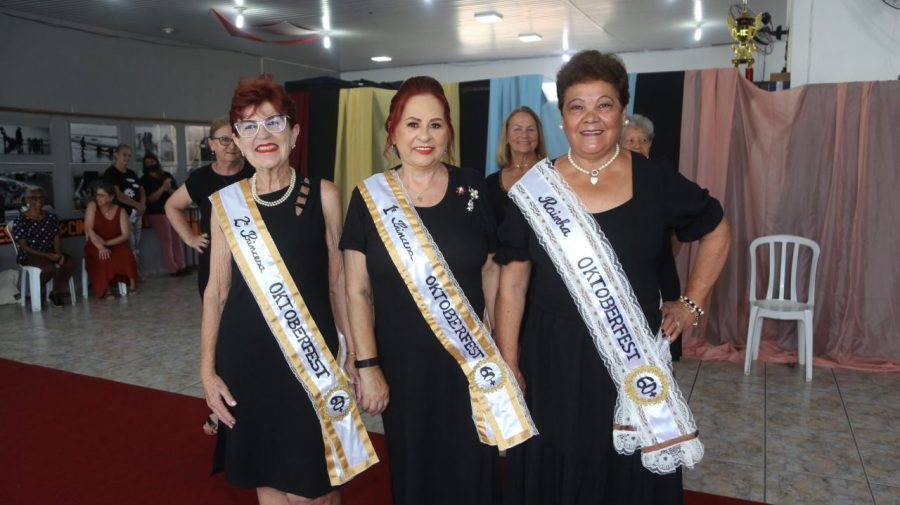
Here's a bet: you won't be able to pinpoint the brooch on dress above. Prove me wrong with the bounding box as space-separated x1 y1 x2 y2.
455 186 479 212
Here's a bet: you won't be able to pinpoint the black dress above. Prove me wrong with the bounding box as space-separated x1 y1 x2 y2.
484 171 509 226
497 155 723 505
185 162 254 298
340 165 500 505
213 177 337 498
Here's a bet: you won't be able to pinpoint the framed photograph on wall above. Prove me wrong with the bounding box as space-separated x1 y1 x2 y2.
70 122 118 164
134 124 177 166
72 169 103 211
0 169 55 211
0 123 51 158
185 125 212 168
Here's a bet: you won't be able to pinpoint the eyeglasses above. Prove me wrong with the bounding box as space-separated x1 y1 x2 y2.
210 136 235 146
234 114 291 138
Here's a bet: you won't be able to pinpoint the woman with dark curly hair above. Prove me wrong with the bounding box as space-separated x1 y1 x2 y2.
495 50 731 504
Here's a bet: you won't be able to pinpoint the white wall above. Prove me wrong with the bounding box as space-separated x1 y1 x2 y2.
789 0 900 86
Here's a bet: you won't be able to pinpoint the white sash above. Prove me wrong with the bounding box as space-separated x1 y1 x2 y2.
211 180 378 485
508 160 703 474
358 170 536 450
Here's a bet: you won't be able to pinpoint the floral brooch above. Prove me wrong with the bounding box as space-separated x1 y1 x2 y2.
456 186 479 212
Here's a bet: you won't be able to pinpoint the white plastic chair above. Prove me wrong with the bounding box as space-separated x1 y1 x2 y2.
744 234 821 381
6 220 77 311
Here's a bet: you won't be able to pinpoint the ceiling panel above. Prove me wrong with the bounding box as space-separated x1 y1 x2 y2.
0 0 788 73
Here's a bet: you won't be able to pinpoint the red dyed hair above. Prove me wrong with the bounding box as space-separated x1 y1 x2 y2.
228 74 296 134
383 76 455 162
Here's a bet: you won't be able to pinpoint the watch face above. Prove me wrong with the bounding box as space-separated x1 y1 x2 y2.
884 0 900 9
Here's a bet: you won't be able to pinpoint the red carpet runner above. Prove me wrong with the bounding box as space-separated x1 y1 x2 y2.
0 358 762 504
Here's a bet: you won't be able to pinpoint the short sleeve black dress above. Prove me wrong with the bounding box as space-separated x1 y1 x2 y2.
185 162 254 298
497 155 723 505
340 165 500 505
212 177 338 498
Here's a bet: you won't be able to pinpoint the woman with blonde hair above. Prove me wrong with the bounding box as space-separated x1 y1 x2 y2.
485 106 548 224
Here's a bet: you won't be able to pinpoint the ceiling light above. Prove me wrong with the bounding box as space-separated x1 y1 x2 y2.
161 27 175 35
474 11 503 23
694 26 702 41
236 13 244 28
322 14 331 31
323 35 331 49
518 33 542 43
694 0 703 23
562 53 571 62
235 0 244 6
371 56 392 62
562 28 569 51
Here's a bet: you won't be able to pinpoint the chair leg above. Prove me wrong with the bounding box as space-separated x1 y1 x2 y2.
81 260 88 301
797 319 806 366
68 278 77 306
744 308 758 375
752 315 764 359
28 271 41 312
18 271 26 307
804 311 814 382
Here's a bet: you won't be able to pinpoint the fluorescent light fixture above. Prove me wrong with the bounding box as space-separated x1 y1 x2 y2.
518 33 542 43
474 11 503 23
235 0 244 6
694 0 703 22
562 53 571 62
562 28 569 51
371 56 392 62
322 14 331 31
694 26 702 41
236 13 244 28
323 35 331 48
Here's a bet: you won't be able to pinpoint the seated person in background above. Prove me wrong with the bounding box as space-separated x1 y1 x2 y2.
140 153 188 276
84 182 139 298
11 187 76 307
624 113 684 360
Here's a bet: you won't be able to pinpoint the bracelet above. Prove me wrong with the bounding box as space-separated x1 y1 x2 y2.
354 357 380 368
677 295 705 326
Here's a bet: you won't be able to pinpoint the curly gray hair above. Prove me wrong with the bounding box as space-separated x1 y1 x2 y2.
625 114 655 141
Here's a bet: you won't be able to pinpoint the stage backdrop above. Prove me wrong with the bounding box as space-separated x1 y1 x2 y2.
678 68 900 371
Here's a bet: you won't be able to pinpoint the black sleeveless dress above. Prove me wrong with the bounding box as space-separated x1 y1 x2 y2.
340 165 500 505
497 156 723 505
213 177 338 498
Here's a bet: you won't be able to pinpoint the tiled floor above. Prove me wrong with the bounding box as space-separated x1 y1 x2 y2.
3 275 899 504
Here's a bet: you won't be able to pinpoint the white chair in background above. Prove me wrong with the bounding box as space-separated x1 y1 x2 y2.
744 234 821 381
6 220 77 311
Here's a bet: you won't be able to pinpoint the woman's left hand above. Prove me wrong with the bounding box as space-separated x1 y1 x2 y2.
661 300 694 342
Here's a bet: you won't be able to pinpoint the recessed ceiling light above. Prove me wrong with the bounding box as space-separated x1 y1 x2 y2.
518 33 542 43
371 56 392 62
562 53 571 62
474 11 503 23
161 27 175 35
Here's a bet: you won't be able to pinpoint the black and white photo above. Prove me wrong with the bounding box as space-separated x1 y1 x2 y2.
0 124 51 156
70 123 118 163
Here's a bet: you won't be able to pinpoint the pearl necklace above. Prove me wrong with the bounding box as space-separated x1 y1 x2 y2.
567 143 620 185
250 169 296 207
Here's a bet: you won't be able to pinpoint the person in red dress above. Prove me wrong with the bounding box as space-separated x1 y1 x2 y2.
84 182 139 298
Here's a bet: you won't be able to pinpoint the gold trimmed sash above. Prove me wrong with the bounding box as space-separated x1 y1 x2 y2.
508 160 703 474
211 180 378 485
358 171 536 450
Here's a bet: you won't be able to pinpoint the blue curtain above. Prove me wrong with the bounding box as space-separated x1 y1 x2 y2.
627 72 638 115
484 75 545 176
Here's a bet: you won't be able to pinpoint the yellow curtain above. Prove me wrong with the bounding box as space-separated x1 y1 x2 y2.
334 82 462 210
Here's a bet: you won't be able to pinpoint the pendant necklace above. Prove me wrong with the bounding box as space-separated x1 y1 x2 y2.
567 143 620 185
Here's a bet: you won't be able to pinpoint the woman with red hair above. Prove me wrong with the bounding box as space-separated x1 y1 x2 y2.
200 75 373 504
342 76 531 504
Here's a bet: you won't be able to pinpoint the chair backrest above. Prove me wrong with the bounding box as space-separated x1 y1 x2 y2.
748 234 821 306
6 220 21 257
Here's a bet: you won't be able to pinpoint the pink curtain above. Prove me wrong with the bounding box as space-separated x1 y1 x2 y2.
678 68 900 371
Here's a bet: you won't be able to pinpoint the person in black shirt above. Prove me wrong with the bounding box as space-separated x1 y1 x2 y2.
103 144 145 265
140 153 187 276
